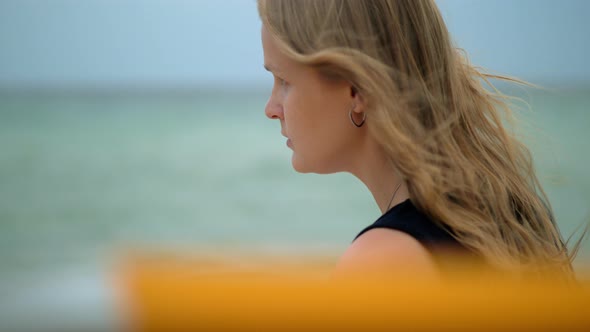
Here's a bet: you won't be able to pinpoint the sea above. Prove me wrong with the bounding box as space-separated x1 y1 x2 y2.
0 87 589 330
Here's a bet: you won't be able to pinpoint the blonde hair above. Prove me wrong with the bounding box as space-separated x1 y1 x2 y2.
258 0 581 275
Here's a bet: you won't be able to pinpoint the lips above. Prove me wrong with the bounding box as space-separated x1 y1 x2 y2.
281 130 291 147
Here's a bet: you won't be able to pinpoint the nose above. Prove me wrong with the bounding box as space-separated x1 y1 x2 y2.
265 98 284 120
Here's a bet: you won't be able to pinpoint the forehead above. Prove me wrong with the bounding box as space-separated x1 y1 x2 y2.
261 26 290 72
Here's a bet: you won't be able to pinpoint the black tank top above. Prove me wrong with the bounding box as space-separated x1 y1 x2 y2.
354 199 466 253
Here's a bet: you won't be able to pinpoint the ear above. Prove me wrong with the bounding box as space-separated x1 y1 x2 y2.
350 85 366 114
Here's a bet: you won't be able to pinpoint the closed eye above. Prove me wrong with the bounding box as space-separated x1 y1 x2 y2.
275 76 288 87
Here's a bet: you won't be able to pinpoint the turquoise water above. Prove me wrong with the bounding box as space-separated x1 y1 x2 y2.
0 89 589 329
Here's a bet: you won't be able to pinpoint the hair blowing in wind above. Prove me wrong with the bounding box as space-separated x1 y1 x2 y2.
257 0 586 275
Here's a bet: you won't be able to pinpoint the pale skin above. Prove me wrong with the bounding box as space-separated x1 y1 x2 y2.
261 26 438 278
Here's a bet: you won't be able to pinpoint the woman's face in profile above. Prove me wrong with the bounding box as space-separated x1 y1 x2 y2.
261 26 362 174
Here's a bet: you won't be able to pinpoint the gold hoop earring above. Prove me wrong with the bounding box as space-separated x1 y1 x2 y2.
349 104 366 128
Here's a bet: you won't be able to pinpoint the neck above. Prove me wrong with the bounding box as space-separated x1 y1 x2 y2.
349 138 409 215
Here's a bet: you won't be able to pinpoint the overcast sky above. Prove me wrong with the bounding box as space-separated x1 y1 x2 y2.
0 0 589 89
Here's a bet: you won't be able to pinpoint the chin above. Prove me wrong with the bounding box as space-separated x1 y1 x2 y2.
291 154 313 173
291 154 337 174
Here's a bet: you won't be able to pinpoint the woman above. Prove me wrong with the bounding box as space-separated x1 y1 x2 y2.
258 0 578 278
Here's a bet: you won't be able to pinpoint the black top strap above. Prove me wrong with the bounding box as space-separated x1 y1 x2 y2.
354 199 462 252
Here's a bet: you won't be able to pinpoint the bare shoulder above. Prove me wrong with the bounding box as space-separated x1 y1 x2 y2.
333 228 439 279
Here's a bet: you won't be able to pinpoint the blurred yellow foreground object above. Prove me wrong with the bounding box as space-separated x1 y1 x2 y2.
114 253 590 332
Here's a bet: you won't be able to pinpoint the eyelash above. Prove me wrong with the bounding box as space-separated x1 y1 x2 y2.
275 76 288 87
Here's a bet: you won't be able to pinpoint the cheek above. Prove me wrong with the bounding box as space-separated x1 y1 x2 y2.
288 101 317 140
283 82 348 143
282 90 304 128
